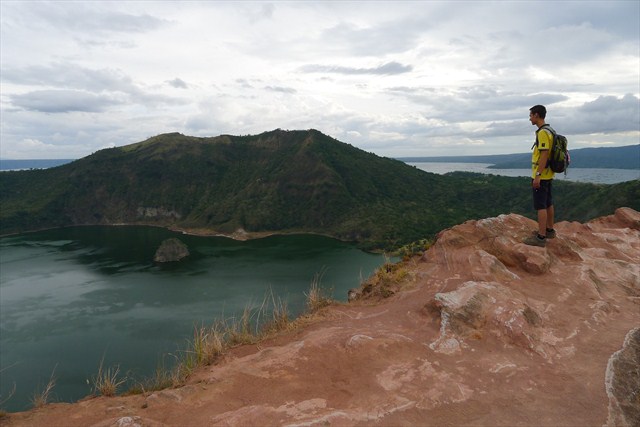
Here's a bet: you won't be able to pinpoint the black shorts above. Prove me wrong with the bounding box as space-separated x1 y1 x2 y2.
532 179 553 210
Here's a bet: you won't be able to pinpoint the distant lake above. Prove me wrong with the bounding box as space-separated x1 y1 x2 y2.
406 162 639 184
0 159 74 171
0 227 388 412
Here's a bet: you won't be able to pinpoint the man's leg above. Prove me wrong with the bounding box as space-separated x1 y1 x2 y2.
545 179 555 237
525 180 550 246
538 208 547 237
546 205 554 231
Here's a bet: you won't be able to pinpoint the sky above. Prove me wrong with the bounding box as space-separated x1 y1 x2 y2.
1 1 639 160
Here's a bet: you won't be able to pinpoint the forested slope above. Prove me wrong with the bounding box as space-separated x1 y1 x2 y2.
1 129 638 249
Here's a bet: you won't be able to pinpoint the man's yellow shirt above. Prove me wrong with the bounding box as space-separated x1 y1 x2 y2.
532 128 555 180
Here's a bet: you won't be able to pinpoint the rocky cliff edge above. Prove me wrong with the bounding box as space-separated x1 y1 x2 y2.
3 208 639 427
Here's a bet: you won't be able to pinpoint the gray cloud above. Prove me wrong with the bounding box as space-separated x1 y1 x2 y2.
3 63 186 110
386 85 569 123
235 79 255 89
11 90 123 113
248 2 275 23
565 94 640 134
320 20 424 56
2 63 136 93
167 78 188 89
28 2 167 35
546 1 640 40
387 88 640 139
264 86 297 94
300 61 413 75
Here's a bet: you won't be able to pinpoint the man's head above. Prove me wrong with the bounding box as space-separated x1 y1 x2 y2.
529 105 546 126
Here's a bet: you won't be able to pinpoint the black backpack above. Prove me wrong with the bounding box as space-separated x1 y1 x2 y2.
535 124 570 174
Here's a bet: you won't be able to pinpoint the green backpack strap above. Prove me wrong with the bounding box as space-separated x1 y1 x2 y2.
532 124 554 150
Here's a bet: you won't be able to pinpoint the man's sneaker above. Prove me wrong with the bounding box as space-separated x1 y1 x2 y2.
531 229 556 239
524 234 546 247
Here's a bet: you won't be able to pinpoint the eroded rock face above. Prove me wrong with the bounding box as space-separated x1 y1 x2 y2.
429 281 547 356
153 238 189 263
424 208 640 365
606 327 640 427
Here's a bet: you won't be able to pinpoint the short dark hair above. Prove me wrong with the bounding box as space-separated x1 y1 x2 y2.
529 105 546 119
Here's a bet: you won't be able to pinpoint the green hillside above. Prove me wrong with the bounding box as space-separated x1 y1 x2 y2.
1 129 638 250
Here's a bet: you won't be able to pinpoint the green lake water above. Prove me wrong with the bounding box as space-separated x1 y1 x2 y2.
0 226 389 412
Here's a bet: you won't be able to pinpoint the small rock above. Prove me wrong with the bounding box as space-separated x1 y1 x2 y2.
347 288 360 302
153 238 189 263
114 417 142 427
346 334 374 348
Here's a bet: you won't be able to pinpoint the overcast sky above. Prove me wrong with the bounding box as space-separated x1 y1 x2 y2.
1 1 639 159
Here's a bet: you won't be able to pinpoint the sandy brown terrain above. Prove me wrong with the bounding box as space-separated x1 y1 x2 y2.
3 208 639 427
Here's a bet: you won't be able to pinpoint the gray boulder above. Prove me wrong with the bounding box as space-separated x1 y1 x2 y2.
605 327 640 427
154 238 190 263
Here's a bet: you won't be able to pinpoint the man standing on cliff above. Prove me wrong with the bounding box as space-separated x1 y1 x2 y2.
524 104 556 247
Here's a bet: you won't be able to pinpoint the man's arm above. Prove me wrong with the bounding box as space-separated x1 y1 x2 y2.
533 150 549 188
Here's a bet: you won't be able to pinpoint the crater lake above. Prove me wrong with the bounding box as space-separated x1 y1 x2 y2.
0 226 389 412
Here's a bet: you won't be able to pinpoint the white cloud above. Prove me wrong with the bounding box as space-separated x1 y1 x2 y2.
0 0 638 159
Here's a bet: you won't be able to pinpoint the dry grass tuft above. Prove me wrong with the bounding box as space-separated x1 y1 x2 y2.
30 365 57 408
174 322 228 383
92 357 127 397
304 272 333 313
226 305 256 347
190 323 226 366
